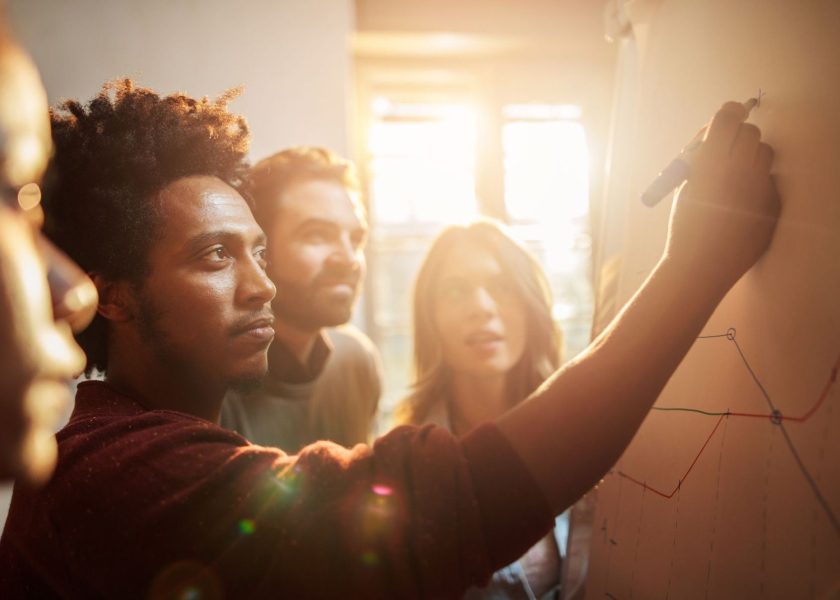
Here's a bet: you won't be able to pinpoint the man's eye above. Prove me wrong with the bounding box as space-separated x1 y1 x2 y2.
255 248 269 268
351 234 368 250
302 228 330 243
207 246 230 261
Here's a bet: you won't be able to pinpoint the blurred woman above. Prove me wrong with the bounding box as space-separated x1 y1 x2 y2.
398 219 567 600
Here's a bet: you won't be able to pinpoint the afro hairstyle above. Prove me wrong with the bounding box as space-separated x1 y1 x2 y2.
42 79 251 374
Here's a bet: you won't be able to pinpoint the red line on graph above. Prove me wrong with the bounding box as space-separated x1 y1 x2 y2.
786 361 838 422
657 352 840 424
730 358 838 422
618 352 839 500
617 414 727 499
617 344 840 535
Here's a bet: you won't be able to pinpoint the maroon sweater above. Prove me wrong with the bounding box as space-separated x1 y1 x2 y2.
0 381 552 598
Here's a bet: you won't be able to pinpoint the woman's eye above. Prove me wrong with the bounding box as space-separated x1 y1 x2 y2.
488 276 515 298
489 282 509 296
440 282 468 301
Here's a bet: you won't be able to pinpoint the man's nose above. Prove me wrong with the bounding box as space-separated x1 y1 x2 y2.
39 234 98 333
327 235 362 271
239 256 276 305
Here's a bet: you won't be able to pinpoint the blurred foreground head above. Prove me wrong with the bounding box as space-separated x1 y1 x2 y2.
0 26 97 484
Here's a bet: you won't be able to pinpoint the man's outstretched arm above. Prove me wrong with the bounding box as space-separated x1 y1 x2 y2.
496 101 781 513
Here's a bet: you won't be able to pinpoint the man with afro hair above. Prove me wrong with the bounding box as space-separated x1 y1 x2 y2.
0 80 780 599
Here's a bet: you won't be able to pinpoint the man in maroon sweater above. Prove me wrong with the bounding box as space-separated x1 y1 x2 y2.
0 80 779 599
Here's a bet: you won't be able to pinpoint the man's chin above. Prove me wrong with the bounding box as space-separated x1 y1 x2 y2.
311 300 355 328
272 291 357 330
228 374 265 394
275 308 354 331
226 357 268 394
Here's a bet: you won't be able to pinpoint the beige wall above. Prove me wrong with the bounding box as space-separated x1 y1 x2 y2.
8 0 354 160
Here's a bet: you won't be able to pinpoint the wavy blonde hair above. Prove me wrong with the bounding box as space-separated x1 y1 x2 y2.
398 220 561 425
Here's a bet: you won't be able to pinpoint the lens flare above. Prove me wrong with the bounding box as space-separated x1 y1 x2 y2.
237 518 256 535
371 484 392 496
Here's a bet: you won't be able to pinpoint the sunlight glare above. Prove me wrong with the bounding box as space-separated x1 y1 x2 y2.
502 118 589 225
368 102 478 226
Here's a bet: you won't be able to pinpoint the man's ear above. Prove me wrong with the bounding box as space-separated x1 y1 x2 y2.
91 274 136 322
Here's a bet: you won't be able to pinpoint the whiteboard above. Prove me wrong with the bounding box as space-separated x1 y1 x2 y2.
585 1 840 598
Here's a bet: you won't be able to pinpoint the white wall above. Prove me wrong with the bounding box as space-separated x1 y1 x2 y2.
587 1 840 598
8 0 354 160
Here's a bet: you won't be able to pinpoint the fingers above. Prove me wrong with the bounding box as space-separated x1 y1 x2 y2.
766 174 782 218
755 142 774 172
731 123 761 165
704 102 774 174
703 101 750 154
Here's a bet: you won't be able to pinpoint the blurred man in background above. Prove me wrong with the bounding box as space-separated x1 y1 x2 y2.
221 147 382 451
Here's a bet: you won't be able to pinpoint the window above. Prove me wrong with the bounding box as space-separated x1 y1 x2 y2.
501 103 594 360
362 97 593 423
368 99 478 226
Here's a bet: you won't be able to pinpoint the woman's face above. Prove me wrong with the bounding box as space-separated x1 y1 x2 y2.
432 239 527 379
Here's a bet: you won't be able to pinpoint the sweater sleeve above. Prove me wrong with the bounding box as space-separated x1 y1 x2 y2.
242 422 554 598
2 407 553 599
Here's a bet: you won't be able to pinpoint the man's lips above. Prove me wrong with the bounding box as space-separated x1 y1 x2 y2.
229 314 275 341
318 277 358 287
322 281 356 293
314 269 361 291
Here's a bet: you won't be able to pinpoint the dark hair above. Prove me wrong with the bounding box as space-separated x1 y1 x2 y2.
246 146 361 233
398 219 561 425
42 79 251 374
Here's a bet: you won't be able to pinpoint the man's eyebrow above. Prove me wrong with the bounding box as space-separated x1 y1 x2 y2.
294 217 367 234
294 217 338 231
183 230 267 254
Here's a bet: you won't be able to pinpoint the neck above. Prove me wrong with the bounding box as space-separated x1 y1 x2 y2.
105 336 228 423
448 372 509 435
270 319 321 367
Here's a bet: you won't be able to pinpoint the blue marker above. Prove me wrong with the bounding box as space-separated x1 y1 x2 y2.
640 98 759 207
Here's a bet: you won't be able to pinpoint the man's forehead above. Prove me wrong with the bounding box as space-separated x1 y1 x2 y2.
155 175 262 242
275 178 366 229
158 176 248 215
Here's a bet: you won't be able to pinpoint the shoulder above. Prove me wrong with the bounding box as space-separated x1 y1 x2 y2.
324 325 382 378
60 383 274 478
60 401 254 462
326 324 378 355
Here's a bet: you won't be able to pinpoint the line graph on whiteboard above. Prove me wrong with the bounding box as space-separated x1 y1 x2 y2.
586 328 840 600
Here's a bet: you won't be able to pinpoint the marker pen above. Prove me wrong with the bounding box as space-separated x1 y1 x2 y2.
640 98 759 207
